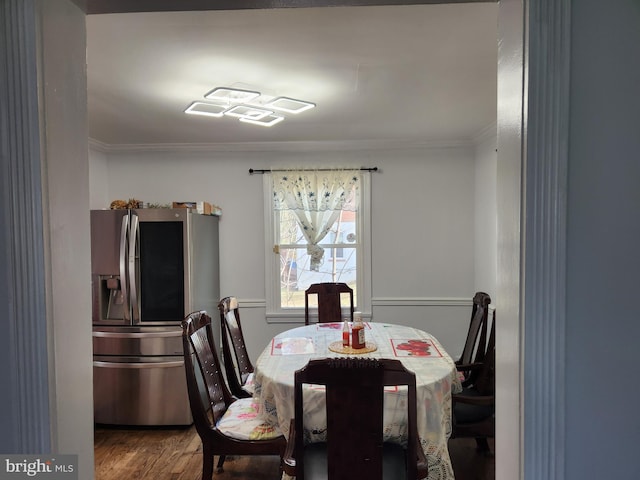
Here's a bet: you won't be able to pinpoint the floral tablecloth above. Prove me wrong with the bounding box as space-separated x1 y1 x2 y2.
253 322 462 480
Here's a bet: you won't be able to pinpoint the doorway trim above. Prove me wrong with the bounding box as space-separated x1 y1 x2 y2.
2 1 574 479
521 1 570 478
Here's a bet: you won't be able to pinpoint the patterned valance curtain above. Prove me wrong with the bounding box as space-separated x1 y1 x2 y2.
272 169 360 271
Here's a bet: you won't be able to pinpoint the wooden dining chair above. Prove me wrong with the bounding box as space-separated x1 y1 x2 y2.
456 292 491 387
304 282 354 325
451 314 496 455
283 357 428 480
217 296 254 399
182 311 286 479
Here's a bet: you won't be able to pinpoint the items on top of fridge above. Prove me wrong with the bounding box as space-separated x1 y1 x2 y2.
172 201 222 216
108 199 222 216
110 198 142 209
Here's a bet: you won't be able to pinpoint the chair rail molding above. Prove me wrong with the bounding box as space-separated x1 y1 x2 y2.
372 297 472 307
235 299 269 309
251 296 472 324
242 297 472 309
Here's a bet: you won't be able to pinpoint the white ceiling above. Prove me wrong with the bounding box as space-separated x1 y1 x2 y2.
86 3 498 148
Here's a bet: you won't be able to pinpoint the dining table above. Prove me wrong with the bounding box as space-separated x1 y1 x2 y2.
252 321 463 480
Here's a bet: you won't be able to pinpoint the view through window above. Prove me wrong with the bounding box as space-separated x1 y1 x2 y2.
278 207 358 308
265 170 368 315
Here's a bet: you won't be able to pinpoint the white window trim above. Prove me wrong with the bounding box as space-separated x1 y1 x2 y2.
263 173 372 323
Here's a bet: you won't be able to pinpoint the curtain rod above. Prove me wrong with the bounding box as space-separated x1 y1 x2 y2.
249 167 378 174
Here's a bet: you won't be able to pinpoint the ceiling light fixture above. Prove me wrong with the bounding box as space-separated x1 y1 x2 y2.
185 86 314 127
184 101 228 117
204 87 261 104
239 114 285 127
223 105 273 120
265 97 316 114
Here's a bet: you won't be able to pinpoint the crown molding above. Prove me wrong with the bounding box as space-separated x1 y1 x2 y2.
84 0 497 15
87 137 482 154
472 121 498 145
88 138 111 152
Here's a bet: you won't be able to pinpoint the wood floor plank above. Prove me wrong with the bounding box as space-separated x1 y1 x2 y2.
95 425 494 480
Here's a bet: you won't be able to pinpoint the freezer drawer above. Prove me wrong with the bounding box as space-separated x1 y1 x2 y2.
93 356 192 426
93 327 183 356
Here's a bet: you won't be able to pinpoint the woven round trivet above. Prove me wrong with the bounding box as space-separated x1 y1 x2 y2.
328 341 378 354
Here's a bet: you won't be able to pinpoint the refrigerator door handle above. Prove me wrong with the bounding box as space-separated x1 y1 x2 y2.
119 214 130 321
129 213 140 323
92 330 182 339
93 360 184 369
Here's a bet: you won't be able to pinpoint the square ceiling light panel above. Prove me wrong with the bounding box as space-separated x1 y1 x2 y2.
239 114 285 127
223 105 273 120
205 87 261 104
184 101 228 117
265 97 316 114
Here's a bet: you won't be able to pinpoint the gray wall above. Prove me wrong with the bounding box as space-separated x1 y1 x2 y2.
565 1 640 477
0 0 50 452
39 1 94 475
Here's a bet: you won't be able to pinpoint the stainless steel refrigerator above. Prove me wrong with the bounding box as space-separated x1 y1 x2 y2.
91 208 219 426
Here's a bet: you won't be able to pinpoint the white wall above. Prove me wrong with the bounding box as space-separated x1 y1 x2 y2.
474 126 498 301
88 146 109 209
90 141 486 359
371 146 475 298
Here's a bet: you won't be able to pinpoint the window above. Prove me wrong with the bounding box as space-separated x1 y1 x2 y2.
264 170 371 321
328 231 345 260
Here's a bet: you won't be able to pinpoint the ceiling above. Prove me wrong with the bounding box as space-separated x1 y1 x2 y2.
86 3 498 149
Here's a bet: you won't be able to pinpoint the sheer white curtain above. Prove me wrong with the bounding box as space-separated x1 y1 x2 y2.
272 169 360 271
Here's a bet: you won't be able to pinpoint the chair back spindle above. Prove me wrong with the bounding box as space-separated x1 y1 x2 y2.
218 296 255 398
456 292 491 387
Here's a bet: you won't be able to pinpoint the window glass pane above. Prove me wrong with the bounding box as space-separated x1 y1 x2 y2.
279 247 357 308
277 210 302 245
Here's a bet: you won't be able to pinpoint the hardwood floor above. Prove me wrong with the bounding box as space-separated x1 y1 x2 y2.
448 437 495 480
94 425 494 480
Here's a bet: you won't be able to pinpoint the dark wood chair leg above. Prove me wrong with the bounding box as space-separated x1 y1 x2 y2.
475 437 493 456
216 455 226 473
202 445 214 480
